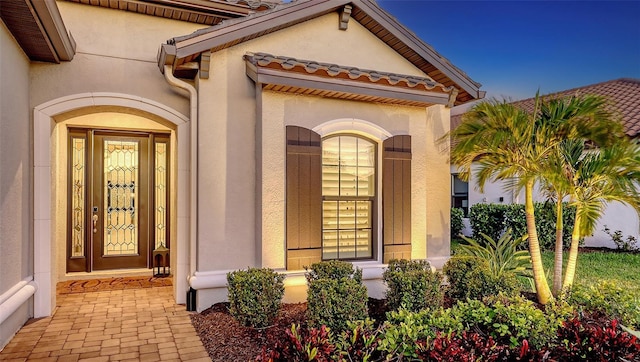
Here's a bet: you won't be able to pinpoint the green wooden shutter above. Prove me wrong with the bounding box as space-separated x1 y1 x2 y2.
286 126 322 270
382 135 412 263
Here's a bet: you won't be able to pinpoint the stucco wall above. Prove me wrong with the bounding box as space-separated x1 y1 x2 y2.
195 12 452 272
30 1 204 115
0 21 32 349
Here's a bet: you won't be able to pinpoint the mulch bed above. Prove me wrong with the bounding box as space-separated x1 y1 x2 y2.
56 276 172 294
190 298 389 361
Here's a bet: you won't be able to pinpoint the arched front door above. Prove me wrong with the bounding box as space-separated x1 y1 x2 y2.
67 129 170 272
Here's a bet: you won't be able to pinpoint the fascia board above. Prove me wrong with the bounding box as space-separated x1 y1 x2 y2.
252 66 451 106
172 0 350 59
30 0 76 61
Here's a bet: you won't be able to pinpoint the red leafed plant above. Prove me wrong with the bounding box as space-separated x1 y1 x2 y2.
255 323 335 362
555 316 640 361
416 330 512 362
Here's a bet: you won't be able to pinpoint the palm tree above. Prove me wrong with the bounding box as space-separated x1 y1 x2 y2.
449 94 626 304
449 98 555 304
562 138 640 288
539 140 581 295
536 94 627 293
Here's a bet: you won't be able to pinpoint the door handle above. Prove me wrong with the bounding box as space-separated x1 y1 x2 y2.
92 214 98 233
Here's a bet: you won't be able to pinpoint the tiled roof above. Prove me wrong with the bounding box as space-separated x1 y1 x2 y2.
246 52 455 94
451 78 640 138
244 52 457 107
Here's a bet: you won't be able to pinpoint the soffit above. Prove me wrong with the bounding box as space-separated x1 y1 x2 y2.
245 52 457 108
159 0 485 106
1 0 75 63
61 0 280 25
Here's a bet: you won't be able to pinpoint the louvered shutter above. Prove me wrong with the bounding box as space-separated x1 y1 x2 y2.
382 135 412 262
286 126 322 270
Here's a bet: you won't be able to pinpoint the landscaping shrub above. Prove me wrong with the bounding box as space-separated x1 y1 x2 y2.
470 202 576 251
305 261 368 333
555 316 640 361
484 294 566 349
416 331 510 362
566 281 640 329
443 256 519 301
226 267 285 328
458 229 531 278
382 259 443 312
603 225 639 251
305 259 362 283
451 207 465 238
255 324 335 362
333 319 382 361
469 203 507 241
378 308 434 360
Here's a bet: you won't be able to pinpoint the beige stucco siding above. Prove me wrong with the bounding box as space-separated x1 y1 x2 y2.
424 105 451 267
0 21 32 349
195 12 452 272
257 92 449 269
30 1 205 115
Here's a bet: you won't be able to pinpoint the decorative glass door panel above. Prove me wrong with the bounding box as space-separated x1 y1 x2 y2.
103 140 139 256
67 129 170 272
93 134 149 270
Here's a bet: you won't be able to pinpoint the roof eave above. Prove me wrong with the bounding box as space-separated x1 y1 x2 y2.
33 0 76 61
1 0 76 63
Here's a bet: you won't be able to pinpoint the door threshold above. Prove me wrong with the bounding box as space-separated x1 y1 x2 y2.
61 268 154 281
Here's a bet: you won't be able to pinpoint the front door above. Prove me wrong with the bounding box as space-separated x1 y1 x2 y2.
67 129 170 272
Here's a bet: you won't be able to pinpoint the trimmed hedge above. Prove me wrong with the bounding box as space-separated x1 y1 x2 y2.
443 256 519 301
383 259 443 312
469 202 576 251
227 267 285 328
305 261 368 333
451 207 465 238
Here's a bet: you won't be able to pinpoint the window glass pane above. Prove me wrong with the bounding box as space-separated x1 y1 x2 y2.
453 175 468 193
338 201 356 229
340 168 358 196
338 230 356 259
355 229 372 258
356 201 371 228
322 137 340 166
322 165 340 196
323 201 338 229
339 137 358 166
71 137 86 257
323 231 338 260
321 135 376 260
155 142 167 249
103 140 139 256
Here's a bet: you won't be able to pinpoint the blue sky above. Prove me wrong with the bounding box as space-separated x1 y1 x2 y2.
377 0 640 101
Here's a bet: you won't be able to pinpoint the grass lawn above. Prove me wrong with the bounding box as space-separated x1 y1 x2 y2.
452 239 640 295
540 249 640 295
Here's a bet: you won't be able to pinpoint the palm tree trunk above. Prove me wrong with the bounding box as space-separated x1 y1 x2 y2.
525 180 553 304
552 197 563 295
563 213 582 289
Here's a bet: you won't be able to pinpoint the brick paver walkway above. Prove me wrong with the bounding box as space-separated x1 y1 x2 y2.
0 287 210 361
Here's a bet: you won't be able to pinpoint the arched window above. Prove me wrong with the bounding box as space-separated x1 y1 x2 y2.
321 135 376 260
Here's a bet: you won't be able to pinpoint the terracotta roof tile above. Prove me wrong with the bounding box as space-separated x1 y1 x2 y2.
451 79 640 145
245 52 456 94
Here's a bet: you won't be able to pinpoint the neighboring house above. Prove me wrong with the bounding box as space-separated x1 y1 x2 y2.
450 78 640 247
0 0 485 348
